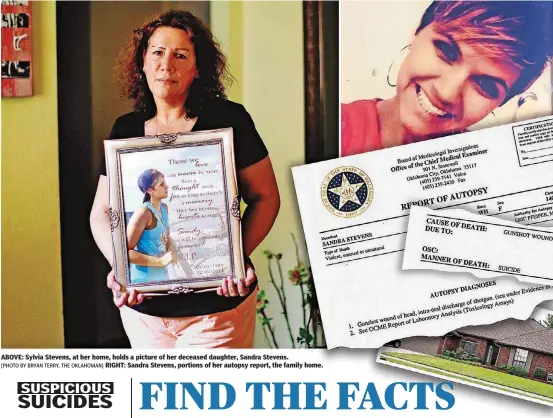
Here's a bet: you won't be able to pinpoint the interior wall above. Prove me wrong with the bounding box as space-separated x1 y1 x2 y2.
57 1 97 347
209 1 243 102
211 1 307 348
1 1 64 348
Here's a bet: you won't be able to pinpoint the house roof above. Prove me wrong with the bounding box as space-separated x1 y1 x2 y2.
456 318 545 340
455 318 553 355
498 329 553 356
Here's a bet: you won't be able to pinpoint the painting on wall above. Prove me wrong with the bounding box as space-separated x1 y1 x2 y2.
1 0 32 97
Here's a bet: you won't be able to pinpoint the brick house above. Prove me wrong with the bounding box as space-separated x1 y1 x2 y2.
437 318 553 377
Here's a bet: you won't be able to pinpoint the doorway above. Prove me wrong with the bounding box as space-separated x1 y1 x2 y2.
485 343 500 365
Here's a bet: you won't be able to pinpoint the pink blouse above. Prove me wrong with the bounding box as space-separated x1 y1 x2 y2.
341 99 382 156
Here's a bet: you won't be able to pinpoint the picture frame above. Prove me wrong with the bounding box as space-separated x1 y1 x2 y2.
1 0 33 97
104 128 244 295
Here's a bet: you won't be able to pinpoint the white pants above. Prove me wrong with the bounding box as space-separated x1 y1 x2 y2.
119 290 257 349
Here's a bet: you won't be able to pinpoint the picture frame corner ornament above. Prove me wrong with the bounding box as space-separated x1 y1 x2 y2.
168 285 195 295
231 196 241 219
157 133 178 144
109 207 120 231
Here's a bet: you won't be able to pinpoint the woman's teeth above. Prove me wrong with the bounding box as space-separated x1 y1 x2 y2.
417 87 448 117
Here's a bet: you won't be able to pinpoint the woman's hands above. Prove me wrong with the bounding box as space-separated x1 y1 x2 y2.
106 270 144 308
107 261 255 307
216 263 257 297
215 154 279 299
107 251 174 308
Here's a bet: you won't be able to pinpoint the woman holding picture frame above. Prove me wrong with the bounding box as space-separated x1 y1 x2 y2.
90 10 280 348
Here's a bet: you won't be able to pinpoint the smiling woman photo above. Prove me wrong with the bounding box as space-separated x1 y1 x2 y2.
341 1 553 156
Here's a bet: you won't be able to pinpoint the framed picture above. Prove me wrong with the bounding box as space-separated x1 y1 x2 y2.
1 0 33 97
104 128 244 295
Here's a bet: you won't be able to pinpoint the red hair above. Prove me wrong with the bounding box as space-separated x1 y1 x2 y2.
417 1 553 103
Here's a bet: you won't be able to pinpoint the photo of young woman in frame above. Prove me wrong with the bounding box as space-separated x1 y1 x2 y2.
341 1 553 157
117 140 236 289
126 168 176 284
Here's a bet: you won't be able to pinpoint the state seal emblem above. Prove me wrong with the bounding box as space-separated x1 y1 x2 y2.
321 166 373 217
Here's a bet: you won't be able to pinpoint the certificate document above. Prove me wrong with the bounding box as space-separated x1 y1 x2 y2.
403 206 553 287
292 116 553 348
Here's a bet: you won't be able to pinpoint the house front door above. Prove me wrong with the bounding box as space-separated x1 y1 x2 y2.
485 345 493 364
485 344 500 365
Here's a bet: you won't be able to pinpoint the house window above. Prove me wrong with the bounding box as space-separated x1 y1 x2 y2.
460 340 478 355
512 348 529 368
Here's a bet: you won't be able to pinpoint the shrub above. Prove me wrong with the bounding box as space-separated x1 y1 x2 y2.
533 367 547 380
496 364 508 371
507 366 528 377
453 349 466 359
438 355 480 366
450 348 482 363
442 350 453 358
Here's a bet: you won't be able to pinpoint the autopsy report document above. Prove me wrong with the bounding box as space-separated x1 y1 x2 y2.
403 206 553 287
292 116 553 348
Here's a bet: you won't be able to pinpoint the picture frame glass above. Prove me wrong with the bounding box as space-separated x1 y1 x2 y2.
120 142 232 286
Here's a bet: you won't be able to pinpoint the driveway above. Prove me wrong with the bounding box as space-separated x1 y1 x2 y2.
399 336 441 355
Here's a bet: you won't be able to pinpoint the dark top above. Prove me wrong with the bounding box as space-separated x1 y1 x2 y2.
102 99 268 317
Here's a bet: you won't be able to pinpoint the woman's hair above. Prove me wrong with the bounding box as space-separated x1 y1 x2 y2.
117 10 232 118
138 169 165 203
416 1 553 104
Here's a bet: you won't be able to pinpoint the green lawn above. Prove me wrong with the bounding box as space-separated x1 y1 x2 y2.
383 357 552 404
382 353 553 400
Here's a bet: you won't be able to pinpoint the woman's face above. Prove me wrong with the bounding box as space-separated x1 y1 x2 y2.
148 176 168 200
143 27 198 105
396 23 521 138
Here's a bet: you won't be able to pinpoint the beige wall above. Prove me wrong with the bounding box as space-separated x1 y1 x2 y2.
1 1 64 348
211 1 308 348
